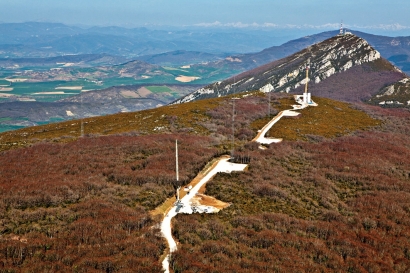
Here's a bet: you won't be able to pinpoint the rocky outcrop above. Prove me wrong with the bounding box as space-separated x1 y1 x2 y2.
370 77 410 107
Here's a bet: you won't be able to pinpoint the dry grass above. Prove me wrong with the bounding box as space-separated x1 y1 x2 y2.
150 196 177 217
251 96 381 141
0 97 224 152
0 92 381 154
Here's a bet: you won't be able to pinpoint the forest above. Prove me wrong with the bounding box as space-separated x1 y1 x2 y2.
0 92 409 272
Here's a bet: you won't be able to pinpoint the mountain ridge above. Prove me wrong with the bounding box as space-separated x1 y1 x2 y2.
174 34 407 105
184 29 410 77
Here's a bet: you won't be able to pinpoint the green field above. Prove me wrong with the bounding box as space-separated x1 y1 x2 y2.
0 117 68 133
146 86 173 93
0 79 10 86
0 77 184 103
37 117 66 126
0 125 26 133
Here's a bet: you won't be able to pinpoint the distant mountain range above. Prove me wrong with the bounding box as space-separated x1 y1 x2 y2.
0 22 293 58
2 29 409 78
13 60 162 82
1 22 409 75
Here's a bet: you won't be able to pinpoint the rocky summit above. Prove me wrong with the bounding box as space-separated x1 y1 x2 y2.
175 33 406 104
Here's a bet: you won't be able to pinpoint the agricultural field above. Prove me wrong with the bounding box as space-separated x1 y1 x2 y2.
146 86 174 93
0 73 198 103
0 58 242 105
0 59 242 134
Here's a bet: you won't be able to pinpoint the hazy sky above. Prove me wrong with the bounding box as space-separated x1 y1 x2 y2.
1 0 410 32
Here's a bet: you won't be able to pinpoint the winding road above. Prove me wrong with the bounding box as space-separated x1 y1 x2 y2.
252 109 301 144
161 156 248 272
160 95 315 272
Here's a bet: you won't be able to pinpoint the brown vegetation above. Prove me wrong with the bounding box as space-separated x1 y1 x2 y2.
1 90 405 272
0 133 219 272
0 97 224 152
170 106 410 272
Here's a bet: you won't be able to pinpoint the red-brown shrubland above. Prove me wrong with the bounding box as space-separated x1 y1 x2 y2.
170 106 410 272
1 92 408 272
0 133 218 272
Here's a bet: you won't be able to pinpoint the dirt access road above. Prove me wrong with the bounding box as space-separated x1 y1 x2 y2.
161 156 247 272
160 95 316 272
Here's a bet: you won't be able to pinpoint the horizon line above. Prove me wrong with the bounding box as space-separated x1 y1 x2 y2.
1 20 409 32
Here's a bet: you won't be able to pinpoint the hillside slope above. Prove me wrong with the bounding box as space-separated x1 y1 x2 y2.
0 91 409 272
369 77 410 106
135 50 225 66
3 30 410 134
172 105 410 272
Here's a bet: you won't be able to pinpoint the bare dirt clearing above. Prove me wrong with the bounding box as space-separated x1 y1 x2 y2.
175 76 200 83
137 87 152 97
55 86 83 90
0 87 13 91
191 193 230 210
120 90 140 98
